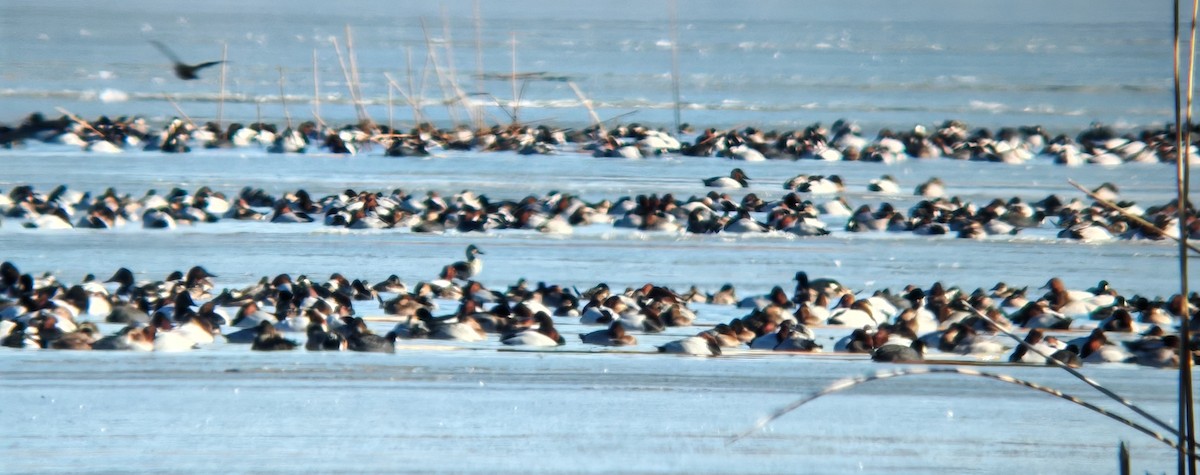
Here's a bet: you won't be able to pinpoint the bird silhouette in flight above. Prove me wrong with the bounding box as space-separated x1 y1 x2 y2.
149 40 223 80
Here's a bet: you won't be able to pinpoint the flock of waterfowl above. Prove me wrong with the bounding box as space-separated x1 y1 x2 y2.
0 111 1195 166
1 178 1190 242
0 257 1193 368
2 114 1192 368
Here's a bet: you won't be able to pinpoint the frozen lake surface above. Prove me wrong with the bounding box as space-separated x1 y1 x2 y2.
0 344 1187 474
0 147 1194 474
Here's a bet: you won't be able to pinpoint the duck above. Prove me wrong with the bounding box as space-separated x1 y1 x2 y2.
419 308 486 342
501 312 565 347
1012 301 1071 330
871 340 925 363
250 321 298 351
450 245 484 280
656 332 722 356
49 322 100 350
91 324 155 351
142 208 177 229
305 320 347 351
372 275 408 294
152 313 219 351
709 284 738 305
827 297 882 328
1129 334 1181 368
867 175 901 194
1076 329 1134 364
915 177 946 198
579 321 638 347
754 321 821 352
1007 328 1060 364
703 168 750 189
792 175 845 194
345 318 396 353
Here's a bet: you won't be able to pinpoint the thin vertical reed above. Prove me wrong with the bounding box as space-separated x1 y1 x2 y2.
217 43 227 131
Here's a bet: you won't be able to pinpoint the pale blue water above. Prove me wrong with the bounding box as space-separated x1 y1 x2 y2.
0 0 1177 133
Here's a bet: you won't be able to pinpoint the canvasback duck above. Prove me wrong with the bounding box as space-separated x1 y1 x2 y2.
702 324 744 348
657 332 722 356
418 308 486 342
791 175 845 194
827 297 881 327
750 321 820 352
91 324 155 351
1076 329 1134 364
703 168 750 189
502 312 565 347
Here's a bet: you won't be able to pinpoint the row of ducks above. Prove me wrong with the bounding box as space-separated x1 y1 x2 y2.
2 111 1197 166
2 181 1191 242
674 120 1195 166
1 260 1196 367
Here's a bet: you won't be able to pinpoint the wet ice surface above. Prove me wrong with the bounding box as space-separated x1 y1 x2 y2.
0 147 1194 474
0 0 1174 132
0 347 1185 474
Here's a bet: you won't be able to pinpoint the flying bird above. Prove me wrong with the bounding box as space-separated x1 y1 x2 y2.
149 40 223 80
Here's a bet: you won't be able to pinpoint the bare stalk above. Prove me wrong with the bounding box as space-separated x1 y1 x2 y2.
278 66 292 130
312 48 323 127
405 47 424 124
1067 179 1200 255
473 0 484 96
420 17 461 125
217 42 228 131
1179 0 1199 471
345 24 374 129
669 0 682 134
53 106 107 139
567 81 604 134
162 93 196 129
511 31 519 124
966 304 1183 440
726 368 1194 458
331 36 364 124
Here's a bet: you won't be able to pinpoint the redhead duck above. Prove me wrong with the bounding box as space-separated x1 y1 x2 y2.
579 321 638 347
